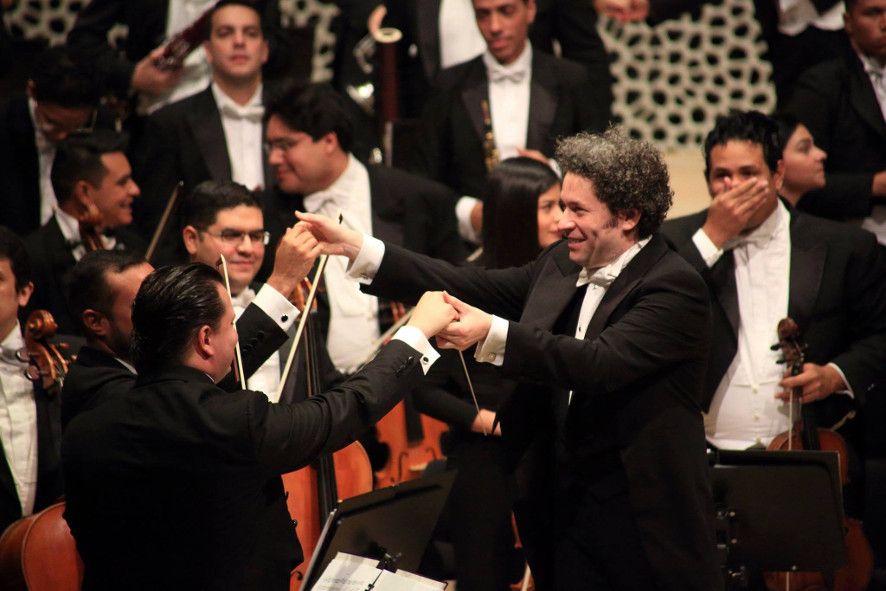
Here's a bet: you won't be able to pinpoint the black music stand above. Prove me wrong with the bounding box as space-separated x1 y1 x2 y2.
301 471 456 591
712 450 846 589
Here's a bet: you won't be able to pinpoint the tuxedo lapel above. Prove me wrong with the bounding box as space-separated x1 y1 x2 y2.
787 214 826 328
367 168 404 247
460 59 490 146
584 236 669 341
187 88 232 182
527 53 558 151
415 0 441 80
520 247 582 330
8 97 41 229
710 250 740 339
848 53 886 139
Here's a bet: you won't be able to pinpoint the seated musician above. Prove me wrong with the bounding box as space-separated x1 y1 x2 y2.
23 130 144 336
181 179 340 401
62 261 455 590
61 211 331 426
772 113 828 208
0 226 63 534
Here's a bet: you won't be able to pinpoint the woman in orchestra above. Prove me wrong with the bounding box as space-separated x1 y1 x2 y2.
772 114 828 208
416 157 562 591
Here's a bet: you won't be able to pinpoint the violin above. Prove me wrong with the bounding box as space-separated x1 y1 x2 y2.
76 199 105 254
765 318 873 591
22 310 70 396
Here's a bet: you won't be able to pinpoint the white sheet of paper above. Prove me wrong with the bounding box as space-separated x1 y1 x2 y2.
311 552 446 591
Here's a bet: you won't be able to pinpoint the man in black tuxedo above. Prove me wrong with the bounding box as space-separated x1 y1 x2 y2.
24 130 145 337
785 0 886 243
264 83 466 372
0 227 63 535
299 129 723 591
661 112 886 436
0 46 107 238
413 0 610 228
132 1 274 265
62 262 455 589
66 0 290 115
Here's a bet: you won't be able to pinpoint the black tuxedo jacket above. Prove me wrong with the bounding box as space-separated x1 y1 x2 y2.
659 208 886 414
263 164 466 338
414 51 609 197
61 298 289 430
335 0 612 118
23 218 146 337
0 377 63 535
131 85 276 265
66 0 288 99
0 95 116 238
360 237 722 591
785 49 886 221
62 340 424 590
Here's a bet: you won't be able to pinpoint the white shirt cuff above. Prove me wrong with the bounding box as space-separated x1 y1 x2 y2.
392 325 440 375
474 314 508 367
827 362 855 399
692 228 725 268
347 234 386 285
455 196 482 245
254 284 299 330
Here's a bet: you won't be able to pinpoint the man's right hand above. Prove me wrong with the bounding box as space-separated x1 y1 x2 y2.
702 177 770 248
131 46 184 96
295 211 364 262
408 291 458 339
266 223 322 300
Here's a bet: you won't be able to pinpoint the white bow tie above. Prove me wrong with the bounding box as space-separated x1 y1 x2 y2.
220 103 264 122
487 65 527 84
577 268 617 289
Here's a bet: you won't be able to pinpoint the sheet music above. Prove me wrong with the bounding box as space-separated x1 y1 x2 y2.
312 552 446 591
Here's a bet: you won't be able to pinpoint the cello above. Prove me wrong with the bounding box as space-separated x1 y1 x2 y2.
275 270 374 589
0 310 82 591
765 318 874 591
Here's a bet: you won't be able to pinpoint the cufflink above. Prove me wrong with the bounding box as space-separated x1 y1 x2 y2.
486 354 495 362
281 314 289 322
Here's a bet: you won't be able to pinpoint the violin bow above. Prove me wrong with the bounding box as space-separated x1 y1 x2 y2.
217 253 247 389
145 181 183 263
273 213 343 402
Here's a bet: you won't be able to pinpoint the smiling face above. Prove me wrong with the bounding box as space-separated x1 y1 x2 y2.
265 115 340 195
86 152 140 228
556 173 637 269
473 0 536 65
204 3 268 86
183 205 265 296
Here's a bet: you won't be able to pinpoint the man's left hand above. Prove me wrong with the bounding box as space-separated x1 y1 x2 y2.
435 292 492 351
777 363 846 404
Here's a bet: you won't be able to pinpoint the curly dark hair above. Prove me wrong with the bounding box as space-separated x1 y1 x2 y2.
555 128 673 239
703 111 780 179
130 264 226 374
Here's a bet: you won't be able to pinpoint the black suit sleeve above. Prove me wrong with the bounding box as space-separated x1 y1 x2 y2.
130 112 181 241
501 264 710 397
249 339 424 473
217 302 289 392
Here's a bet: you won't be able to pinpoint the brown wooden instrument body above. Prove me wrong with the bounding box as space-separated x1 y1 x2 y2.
0 502 82 591
373 403 447 487
284 441 373 590
764 319 873 591
22 310 70 396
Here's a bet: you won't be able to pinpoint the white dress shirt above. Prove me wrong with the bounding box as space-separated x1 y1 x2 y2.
0 322 38 516
212 83 266 192
27 98 58 226
54 208 116 262
139 0 214 114
438 0 486 69
777 0 844 36
303 155 381 372
692 201 850 449
230 284 297 402
483 44 532 162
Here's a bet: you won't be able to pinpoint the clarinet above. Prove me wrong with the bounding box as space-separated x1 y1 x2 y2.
481 99 499 173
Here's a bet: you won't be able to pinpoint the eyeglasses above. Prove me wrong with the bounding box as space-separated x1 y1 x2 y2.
34 105 97 137
263 139 297 155
202 229 270 245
